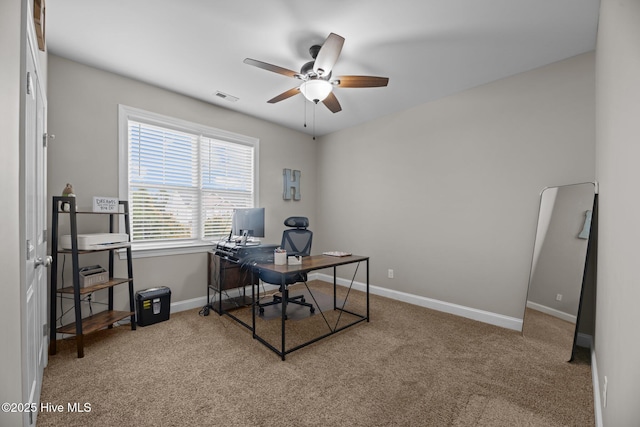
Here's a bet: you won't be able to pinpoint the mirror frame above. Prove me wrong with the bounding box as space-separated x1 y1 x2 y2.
523 182 597 362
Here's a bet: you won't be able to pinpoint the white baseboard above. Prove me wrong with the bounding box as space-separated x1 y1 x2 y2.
170 275 521 331
576 332 592 349
590 344 603 427
171 295 209 313
567 333 601 427
526 300 577 324
169 284 280 314
309 273 523 331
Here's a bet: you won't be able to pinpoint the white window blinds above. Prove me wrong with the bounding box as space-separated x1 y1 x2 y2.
125 115 256 245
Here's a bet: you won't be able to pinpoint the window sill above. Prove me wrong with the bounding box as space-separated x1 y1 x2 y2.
117 241 217 260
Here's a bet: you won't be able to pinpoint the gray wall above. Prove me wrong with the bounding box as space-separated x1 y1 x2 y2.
48 52 596 324
595 0 640 424
47 55 317 314
316 53 595 319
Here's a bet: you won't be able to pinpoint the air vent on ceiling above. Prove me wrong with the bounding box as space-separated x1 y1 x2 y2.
215 91 239 102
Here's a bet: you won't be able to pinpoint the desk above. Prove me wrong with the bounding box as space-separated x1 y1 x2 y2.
250 254 369 360
205 244 277 317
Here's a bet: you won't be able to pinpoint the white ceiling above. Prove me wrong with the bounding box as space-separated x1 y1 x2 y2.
46 0 600 137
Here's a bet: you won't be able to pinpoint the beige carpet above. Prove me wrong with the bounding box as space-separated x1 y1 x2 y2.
38 281 593 426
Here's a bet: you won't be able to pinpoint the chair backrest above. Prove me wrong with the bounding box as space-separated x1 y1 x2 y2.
281 216 312 256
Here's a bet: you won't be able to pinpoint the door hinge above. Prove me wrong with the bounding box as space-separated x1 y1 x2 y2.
26 239 34 261
43 133 55 148
26 71 33 96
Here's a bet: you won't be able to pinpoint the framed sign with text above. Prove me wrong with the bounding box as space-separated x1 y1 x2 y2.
93 197 119 213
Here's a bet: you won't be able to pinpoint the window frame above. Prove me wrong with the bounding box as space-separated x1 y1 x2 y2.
118 105 260 259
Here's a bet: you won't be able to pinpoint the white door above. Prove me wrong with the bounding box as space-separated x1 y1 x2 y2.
23 32 49 426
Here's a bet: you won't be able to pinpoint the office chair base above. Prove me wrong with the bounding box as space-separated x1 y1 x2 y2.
258 293 315 319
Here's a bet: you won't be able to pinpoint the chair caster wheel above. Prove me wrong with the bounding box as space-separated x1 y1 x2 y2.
310 307 315 314
259 307 264 314
301 297 306 303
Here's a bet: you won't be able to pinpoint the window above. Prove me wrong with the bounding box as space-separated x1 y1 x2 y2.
118 105 258 256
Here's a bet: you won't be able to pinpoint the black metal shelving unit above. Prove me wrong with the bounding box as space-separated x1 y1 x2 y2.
48 196 136 358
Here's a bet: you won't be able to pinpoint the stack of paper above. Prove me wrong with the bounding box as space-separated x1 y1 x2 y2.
322 251 352 257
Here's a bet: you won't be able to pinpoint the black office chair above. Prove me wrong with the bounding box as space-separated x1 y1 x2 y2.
258 216 315 319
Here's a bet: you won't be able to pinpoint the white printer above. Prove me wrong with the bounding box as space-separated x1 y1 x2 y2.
60 233 129 250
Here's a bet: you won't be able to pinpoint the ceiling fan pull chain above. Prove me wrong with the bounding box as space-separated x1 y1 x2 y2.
303 96 307 128
313 104 316 140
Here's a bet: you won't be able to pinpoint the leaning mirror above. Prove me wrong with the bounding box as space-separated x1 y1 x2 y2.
522 182 596 361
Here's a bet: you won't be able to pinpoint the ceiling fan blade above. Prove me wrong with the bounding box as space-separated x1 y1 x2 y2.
313 33 345 77
322 92 342 113
267 87 300 104
334 75 389 88
243 58 300 79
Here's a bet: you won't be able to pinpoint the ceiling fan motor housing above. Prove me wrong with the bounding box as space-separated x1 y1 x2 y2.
309 44 321 59
300 60 315 76
300 44 333 78
300 60 331 80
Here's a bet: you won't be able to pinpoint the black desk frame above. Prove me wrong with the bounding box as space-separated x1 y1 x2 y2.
206 250 255 317
250 255 370 360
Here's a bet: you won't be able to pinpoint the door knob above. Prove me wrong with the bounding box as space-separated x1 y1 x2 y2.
35 256 52 268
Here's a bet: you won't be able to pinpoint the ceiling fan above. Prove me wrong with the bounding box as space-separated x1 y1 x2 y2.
243 33 389 113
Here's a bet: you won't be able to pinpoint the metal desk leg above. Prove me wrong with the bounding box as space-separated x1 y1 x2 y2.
252 278 256 338
366 259 370 321
281 277 287 361
333 266 337 310
216 266 223 315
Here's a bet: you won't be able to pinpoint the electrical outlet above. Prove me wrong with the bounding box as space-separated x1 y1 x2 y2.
603 376 608 408
388 269 394 279
556 293 563 301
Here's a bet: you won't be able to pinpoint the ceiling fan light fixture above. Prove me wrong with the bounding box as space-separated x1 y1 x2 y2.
300 79 332 103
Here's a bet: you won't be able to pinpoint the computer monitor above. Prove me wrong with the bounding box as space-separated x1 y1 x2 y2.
231 207 265 239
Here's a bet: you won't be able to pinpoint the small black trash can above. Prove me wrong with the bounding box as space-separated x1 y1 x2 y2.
136 286 171 327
